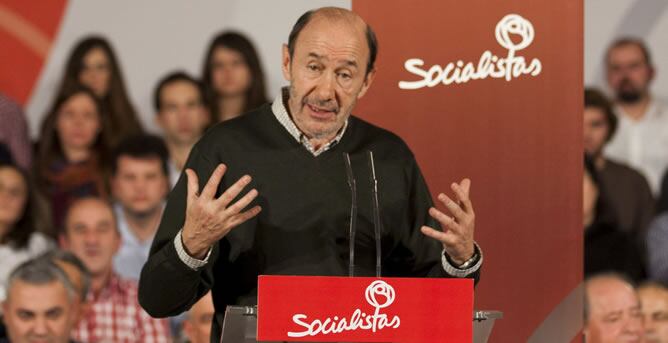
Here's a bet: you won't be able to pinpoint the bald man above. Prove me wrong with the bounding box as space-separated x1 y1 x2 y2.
584 273 643 343
140 7 483 342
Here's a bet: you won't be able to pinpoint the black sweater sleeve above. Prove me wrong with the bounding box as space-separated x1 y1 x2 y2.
138 143 219 317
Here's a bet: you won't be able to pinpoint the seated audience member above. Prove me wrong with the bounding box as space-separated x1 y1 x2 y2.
584 156 645 282
60 197 170 342
0 94 31 169
201 31 268 122
1 257 80 343
181 292 214 343
637 282 668 343
153 72 210 187
59 36 143 146
584 273 643 343
584 88 654 254
35 85 111 231
0 162 54 302
110 135 170 280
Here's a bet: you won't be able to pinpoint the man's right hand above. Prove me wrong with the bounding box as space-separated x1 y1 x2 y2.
181 164 261 259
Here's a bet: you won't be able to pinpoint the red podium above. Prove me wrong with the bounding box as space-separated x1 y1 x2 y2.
219 276 502 343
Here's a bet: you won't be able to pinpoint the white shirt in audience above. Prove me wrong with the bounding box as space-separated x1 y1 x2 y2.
112 203 161 280
604 99 668 195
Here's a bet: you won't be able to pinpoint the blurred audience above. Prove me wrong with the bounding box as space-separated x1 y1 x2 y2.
1 257 80 343
647 210 668 284
0 162 54 303
35 85 111 232
110 135 170 280
153 72 210 187
60 197 170 342
201 31 268 122
584 273 643 343
59 36 144 146
584 156 645 282
603 38 668 196
638 282 668 343
0 94 32 169
181 291 214 343
584 88 654 258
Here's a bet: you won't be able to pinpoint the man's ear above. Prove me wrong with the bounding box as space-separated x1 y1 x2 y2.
357 68 377 100
281 44 292 83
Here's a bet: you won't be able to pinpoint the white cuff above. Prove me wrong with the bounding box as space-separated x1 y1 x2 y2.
174 229 211 270
441 242 483 277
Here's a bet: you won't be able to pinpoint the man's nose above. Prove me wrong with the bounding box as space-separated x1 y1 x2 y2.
32 316 49 335
315 73 336 101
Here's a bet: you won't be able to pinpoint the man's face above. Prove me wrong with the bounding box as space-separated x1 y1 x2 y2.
2 280 76 343
282 14 375 142
584 106 611 157
183 292 215 343
639 286 668 343
111 156 168 216
62 199 119 277
585 278 644 343
606 44 653 103
156 81 210 145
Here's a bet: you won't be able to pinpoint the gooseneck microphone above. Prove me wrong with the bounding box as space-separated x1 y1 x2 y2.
367 151 382 278
343 153 357 277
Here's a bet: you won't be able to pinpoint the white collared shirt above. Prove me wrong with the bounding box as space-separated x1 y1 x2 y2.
604 99 668 195
271 88 347 156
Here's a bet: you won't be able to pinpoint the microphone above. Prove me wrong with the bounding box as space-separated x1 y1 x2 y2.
367 151 382 278
343 153 357 277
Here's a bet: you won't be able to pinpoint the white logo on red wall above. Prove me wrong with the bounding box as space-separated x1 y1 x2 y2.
287 280 401 338
399 14 542 89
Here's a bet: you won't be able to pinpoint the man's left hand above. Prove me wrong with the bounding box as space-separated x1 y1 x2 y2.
420 178 475 266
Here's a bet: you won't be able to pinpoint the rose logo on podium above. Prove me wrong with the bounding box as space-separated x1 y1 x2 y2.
287 280 401 338
399 13 542 89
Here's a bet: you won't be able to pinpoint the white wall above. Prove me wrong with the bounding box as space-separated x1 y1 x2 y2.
26 0 351 137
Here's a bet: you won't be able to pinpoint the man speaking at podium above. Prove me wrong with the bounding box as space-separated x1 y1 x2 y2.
139 7 483 341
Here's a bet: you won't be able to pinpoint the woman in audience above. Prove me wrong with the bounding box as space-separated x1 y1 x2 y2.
0 162 54 302
201 31 268 122
584 155 645 282
35 85 111 232
60 35 143 146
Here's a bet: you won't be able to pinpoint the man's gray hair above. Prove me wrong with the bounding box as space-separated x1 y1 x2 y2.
37 249 91 301
6 257 77 302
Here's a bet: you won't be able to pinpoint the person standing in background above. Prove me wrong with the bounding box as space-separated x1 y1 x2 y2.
153 72 210 188
35 86 111 232
201 31 268 122
59 36 144 146
604 38 668 196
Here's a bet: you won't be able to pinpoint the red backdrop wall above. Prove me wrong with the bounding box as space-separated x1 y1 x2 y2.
353 0 583 341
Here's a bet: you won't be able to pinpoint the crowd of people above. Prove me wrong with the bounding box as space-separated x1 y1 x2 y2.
583 38 668 342
0 29 265 343
1 7 668 342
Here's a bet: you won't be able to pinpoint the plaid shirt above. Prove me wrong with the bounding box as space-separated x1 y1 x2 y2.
72 273 171 343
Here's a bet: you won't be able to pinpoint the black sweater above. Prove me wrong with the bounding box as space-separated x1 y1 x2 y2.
138 104 480 340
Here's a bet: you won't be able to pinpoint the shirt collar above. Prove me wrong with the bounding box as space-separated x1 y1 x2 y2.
271 87 348 156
